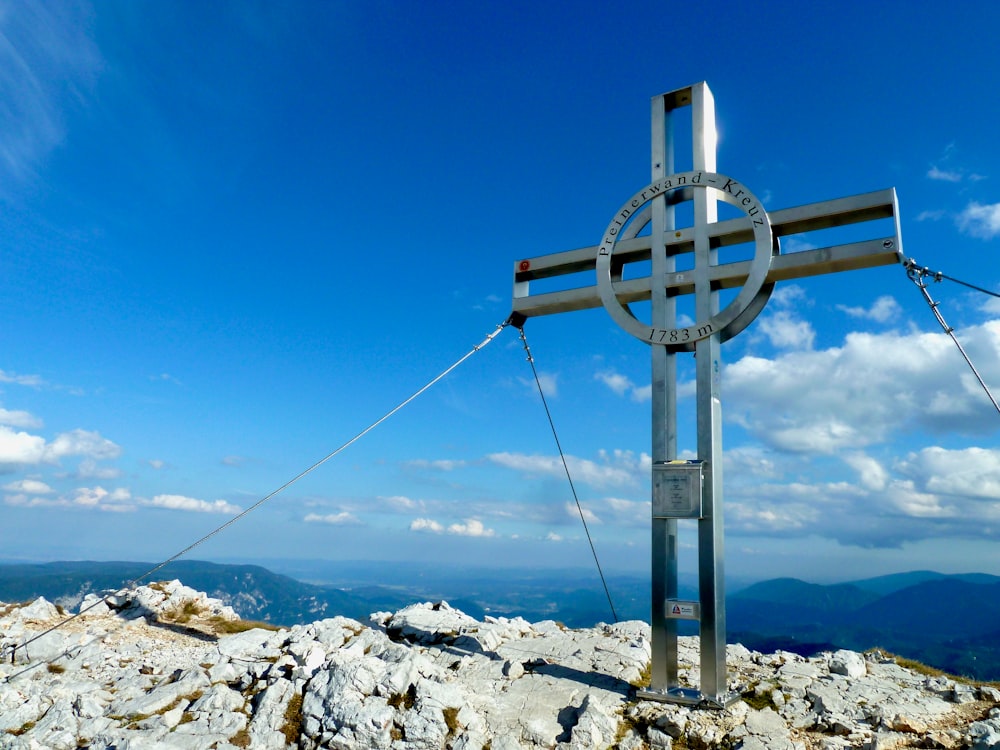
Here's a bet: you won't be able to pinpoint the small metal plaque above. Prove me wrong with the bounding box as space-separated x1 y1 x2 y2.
665 599 700 620
652 460 703 518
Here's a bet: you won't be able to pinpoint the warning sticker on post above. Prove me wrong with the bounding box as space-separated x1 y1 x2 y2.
665 599 700 620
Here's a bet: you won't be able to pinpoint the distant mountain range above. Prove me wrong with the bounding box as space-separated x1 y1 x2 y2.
729 571 1000 680
2 560 998 680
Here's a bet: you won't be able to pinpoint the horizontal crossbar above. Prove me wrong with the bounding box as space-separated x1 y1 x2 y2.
511 188 902 318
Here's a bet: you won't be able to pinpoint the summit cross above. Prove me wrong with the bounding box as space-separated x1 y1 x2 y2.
510 82 902 706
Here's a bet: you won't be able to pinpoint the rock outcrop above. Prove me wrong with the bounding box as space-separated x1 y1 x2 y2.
1 582 998 749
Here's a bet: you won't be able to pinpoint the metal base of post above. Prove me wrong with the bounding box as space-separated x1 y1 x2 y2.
636 686 743 710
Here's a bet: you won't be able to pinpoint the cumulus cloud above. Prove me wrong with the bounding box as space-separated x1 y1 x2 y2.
73 486 133 511
565 502 601 524
546 532 563 542
379 495 424 512
447 519 495 537
724 447 783 480
6 485 135 512
770 284 811 308
601 496 650 526
595 371 650 402
0 426 119 471
722 442 1000 548
0 426 47 469
841 452 889 491
2 478 53 494
409 517 495 537
897 446 1000 500
46 429 121 461
725 322 1000 453
488 449 648 489
410 518 444 533
957 202 1000 239
756 310 815 350
304 512 360 525
144 494 241 514
835 295 902 323
0 408 42 429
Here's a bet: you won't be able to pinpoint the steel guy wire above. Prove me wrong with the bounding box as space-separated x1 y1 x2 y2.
513 322 619 624
3 318 512 678
904 258 1000 419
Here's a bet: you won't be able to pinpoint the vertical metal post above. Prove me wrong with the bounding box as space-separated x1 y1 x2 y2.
690 84 728 702
648 92 678 693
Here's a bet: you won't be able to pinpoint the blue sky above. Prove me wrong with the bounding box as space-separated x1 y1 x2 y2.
3 0 1000 582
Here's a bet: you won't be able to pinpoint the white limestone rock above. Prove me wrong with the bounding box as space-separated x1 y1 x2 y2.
1 590 999 750
385 600 480 644
829 649 867 679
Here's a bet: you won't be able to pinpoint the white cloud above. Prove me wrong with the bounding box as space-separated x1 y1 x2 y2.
379 494 425 512
957 202 1000 239
720 441 1000 547
409 517 495 537
835 295 902 323
73 486 133 511
603 497 650 526
488 449 648 489
595 371 649 402
0 426 118 471
724 447 782 480
145 494 241 514
780 237 817 254
2 478 53 494
595 371 632 396
5 484 135 512
916 209 946 222
410 518 444 533
447 518 495 537
221 455 247 467
842 452 889 491
46 429 121 461
0 426 47 469
304 512 361 525
74 458 122 480
756 310 815 350
565 502 601 524
897 446 1000 500
406 459 466 471
521 372 558 397
545 532 563 542
770 284 810 307
0 369 44 387
725 322 1000 454
0 0 100 186
927 166 962 182
0 408 42 429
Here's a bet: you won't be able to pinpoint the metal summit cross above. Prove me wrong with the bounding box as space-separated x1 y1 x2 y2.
509 82 903 707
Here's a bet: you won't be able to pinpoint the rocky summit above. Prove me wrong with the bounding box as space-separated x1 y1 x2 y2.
1 582 999 750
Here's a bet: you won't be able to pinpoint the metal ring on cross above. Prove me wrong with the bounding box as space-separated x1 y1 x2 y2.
596 171 776 350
